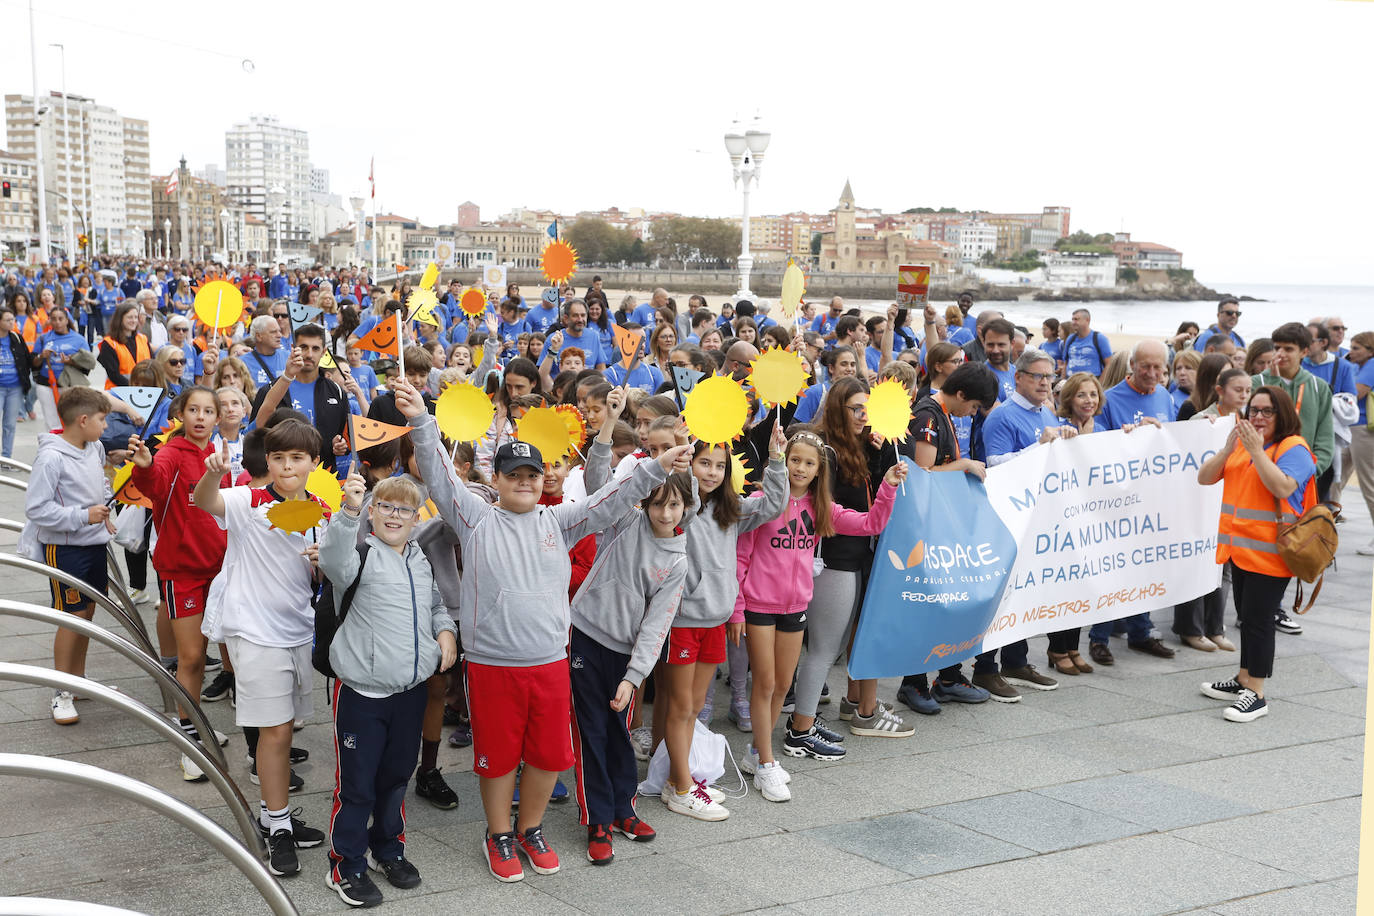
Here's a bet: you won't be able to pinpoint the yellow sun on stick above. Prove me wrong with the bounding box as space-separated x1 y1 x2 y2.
436 383 495 444
406 287 441 326
541 240 579 284
730 451 754 497
419 261 440 291
193 280 245 330
517 406 579 461
779 260 806 319
747 347 810 408
306 464 343 513
682 375 750 446
866 379 914 443
265 500 325 534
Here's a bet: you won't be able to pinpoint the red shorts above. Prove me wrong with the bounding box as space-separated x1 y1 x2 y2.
162 578 211 620
464 659 573 778
668 625 726 666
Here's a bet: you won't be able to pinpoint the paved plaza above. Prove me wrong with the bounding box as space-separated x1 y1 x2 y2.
0 424 1367 915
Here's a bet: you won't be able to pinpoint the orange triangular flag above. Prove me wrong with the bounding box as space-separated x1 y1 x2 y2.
355 313 401 357
350 414 413 450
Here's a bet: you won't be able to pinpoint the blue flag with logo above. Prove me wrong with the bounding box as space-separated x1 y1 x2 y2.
849 458 1018 678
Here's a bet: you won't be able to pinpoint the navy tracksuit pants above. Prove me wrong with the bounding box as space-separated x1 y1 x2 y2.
569 626 638 826
329 680 427 878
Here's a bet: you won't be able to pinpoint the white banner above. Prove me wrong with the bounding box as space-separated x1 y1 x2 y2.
980 418 1233 652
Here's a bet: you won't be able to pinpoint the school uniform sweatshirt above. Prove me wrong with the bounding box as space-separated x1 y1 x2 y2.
570 511 687 687
319 510 456 695
26 433 112 547
731 484 896 621
130 436 228 581
410 412 669 668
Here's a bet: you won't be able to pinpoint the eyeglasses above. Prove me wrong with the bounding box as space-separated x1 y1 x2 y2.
1220 310 1241 318
1018 371 1055 382
1247 406 1276 418
1330 325 1347 331
373 501 418 520
846 404 868 417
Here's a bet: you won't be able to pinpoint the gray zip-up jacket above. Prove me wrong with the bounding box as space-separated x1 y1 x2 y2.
410 412 669 667
571 511 687 687
26 433 112 547
319 509 455 696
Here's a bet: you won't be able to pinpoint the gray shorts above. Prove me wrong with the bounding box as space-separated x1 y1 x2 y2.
225 636 313 728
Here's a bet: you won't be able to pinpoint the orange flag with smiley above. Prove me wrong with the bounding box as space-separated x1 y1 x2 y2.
349 414 413 450
355 312 402 357
610 322 643 369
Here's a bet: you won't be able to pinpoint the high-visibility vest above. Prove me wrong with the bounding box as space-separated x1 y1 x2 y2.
1217 435 1317 577
101 334 151 389
16 309 48 348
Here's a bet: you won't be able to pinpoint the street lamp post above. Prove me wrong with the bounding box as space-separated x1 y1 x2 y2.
219 208 230 262
50 43 75 261
163 218 171 261
268 185 286 264
724 116 770 301
349 196 364 265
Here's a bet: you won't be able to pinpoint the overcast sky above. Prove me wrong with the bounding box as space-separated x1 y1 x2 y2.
2 0 1369 284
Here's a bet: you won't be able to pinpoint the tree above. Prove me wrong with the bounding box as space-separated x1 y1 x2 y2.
648 217 740 265
979 249 997 266
627 237 647 265
564 218 618 264
1117 266 1139 284
810 232 822 255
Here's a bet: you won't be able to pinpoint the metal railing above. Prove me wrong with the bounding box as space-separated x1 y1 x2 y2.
0 552 152 650
0 474 28 494
0 456 32 473
0 754 298 916
0 663 261 852
0 601 224 768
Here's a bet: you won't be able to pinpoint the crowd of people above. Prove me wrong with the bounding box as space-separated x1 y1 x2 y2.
12 254 1371 908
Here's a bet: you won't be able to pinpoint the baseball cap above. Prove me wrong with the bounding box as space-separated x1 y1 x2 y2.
494 440 544 475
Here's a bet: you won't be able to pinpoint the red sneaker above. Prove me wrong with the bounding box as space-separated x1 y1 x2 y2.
612 815 657 842
586 824 614 865
485 831 524 882
515 824 561 875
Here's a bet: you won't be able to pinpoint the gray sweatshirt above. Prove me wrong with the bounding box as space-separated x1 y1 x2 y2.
26 433 113 547
319 509 456 696
410 412 668 667
416 480 497 619
571 511 687 687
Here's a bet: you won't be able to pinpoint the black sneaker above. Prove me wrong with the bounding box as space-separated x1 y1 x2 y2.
1275 610 1302 635
250 761 304 793
1200 678 1245 701
781 725 847 761
201 670 234 703
414 767 459 810
809 714 845 744
369 854 421 889
259 808 325 848
204 654 222 673
328 867 384 907
442 706 464 726
267 829 300 876
1224 688 1269 723
289 746 309 764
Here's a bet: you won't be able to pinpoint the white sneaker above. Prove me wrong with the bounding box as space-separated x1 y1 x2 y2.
212 727 229 748
739 743 791 783
630 726 653 762
661 781 729 821
753 760 792 803
51 691 78 725
180 753 208 782
1357 540 1374 557
130 588 151 606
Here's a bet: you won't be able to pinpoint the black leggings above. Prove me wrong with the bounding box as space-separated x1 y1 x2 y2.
1232 565 1289 680
1047 628 1081 653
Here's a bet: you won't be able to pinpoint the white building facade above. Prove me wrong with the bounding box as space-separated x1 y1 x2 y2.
950 220 997 262
225 116 311 258
1044 252 1119 288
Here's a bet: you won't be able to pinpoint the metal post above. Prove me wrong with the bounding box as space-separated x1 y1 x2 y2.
0 754 298 916
27 0 49 264
51 44 73 260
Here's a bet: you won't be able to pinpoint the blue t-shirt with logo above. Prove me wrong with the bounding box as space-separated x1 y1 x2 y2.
553 327 603 367
288 380 317 424
1064 331 1111 376
97 287 121 320
982 395 1059 462
1357 360 1374 425
0 337 20 387
603 362 663 393
990 366 1016 403
524 305 560 335
34 330 89 371
350 364 380 398
246 348 288 388
1101 381 1175 429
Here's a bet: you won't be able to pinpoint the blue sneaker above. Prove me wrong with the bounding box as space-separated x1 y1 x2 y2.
810 715 845 744
932 676 990 704
897 683 942 716
781 725 847 761
550 778 569 803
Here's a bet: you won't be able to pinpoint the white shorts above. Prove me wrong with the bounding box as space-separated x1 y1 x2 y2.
225 636 312 728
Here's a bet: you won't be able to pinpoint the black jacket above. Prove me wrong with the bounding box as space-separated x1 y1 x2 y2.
250 375 349 473
3 331 32 395
821 438 890 572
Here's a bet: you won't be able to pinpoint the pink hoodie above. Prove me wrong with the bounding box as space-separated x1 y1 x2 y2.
731 482 896 620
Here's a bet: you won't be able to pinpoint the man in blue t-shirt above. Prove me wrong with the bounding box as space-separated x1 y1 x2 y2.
1193 298 1245 353
632 288 668 328
244 314 288 388
976 318 1018 403
97 275 122 325
543 298 604 370
810 296 844 345
1302 321 1357 396
1063 308 1112 377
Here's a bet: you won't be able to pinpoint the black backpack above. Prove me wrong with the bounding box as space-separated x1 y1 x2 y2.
312 543 371 678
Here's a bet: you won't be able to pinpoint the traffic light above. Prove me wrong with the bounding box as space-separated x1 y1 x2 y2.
1 180 10 198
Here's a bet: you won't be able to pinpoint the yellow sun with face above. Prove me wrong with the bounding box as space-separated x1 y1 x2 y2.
541 240 579 284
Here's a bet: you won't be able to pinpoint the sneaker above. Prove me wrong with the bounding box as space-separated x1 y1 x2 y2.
782 725 847 761
932 675 990 704
897 682 941 715
414 767 459 810
838 696 892 721
550 778 569 804
1224 688 1269 723
204 654 222 673
1201 678 1245 701
753 760 792 802
819 683 831 705
442 706 464 726
259 809 325 848
328 868 383 907
447 720 472 748
369 854 421 889
726 697 752 732
811 714 845 744
130 588 152 606
180 753 208 782
51 690 78 725
612 815 656 842
249 760 305 793
485 831 524 882
971 672 1022 703
201 670 234 702
630 726 653 762
739 743 792 781
293 719 305 731
586 824 614 865
267 829 300 877
662 781 730 821
1001 665 1059 691
849 706 915 738
1275 611 1302 635
1356 539 1374 556
514 824 560 875
780 685 796 714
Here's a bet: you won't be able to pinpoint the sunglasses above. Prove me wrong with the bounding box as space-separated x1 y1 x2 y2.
1220 310 1241 318
1247 406 1276 418
167 358 186 366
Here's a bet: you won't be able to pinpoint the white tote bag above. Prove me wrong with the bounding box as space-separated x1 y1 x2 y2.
638 720 743 797
112 505 147 553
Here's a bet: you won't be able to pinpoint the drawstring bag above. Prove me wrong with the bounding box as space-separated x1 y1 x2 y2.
638 720 746 799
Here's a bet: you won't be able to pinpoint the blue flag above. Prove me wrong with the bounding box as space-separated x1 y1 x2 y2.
849 459 1018 679
546 221 558 240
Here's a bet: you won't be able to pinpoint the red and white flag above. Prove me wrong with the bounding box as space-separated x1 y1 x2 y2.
369 156 375 199
165 172 179 196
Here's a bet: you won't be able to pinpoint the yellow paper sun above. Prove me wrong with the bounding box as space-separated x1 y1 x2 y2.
459 287 487 317
730 451 754 497
193 280 245 330
779 260 806 318
747 347 810 408
866 379 913 443
417 498 439 522
154 419 182 446
541 240 579 284
436 383 495 444
682 375 750 446
517 406 578 461
406 287 441 326
554 404 588 455
306 464 343 513
265 499 325 534
419 261 440 291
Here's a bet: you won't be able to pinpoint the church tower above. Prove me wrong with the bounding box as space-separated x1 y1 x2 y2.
834 179 856 272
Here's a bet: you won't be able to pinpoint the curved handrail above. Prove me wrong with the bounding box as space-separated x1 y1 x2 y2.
0 518 19 534
0 899 148 915
0 663 262 854
0 518 143 629
0 553 152 649
0 601 225 768
0 474 28 492
0 754 298 916
0 455 32 473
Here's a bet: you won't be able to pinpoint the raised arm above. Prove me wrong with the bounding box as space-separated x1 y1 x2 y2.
395 381 491 538
191 439 233 518
737 422 789 534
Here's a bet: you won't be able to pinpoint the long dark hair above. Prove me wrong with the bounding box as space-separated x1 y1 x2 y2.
691 440 740 530
819 375 871 487
334 304 360 350
1188 353 1232 413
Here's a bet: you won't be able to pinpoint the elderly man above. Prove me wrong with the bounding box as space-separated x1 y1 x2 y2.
1326 315 1349 357
136 289 168 351
269 300 292 342
244 313 288 388
1194 298 1246 352
632 287 669 328
721 340 759 383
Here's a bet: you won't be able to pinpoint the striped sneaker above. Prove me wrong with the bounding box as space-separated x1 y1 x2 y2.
849 705 915 738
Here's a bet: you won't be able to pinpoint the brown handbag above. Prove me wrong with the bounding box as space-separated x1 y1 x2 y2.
1274 499 1338 614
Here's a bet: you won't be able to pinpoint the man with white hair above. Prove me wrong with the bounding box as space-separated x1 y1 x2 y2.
136 289 168 351
245 313 287 388
753 299 777 331
1325 315 1349 358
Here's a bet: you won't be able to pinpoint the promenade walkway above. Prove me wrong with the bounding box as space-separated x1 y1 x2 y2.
0 422 1366 915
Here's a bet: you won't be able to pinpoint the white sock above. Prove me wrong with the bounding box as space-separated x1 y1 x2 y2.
266 805 291 835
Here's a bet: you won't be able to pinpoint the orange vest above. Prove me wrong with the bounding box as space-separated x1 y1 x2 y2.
101 334 151 389
1217 435 1317 577
16 309 48 348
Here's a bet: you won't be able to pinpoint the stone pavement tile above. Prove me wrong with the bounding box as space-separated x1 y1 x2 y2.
1283 685 1367 718
1007 678 1187 724
673 831 911 905
1145 740 1361 811
1096 700 1363 759
1319 647 1369 688
1087 661 1260 711
924 696 1086 740
807 754 1017 812
1213 875 1357 915
0 633 54 663
1171 797 1359 883
920 790 1146 854
803 809 1033 878
1012 725 1217 775
1035 773 1258 831
785 876 972 913
525 849 777 915
725 770 908 831
931 739 1125 791
925 852 1183 916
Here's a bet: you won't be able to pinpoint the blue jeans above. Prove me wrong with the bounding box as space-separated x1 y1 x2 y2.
1089 612 1153 645
0 385 23 457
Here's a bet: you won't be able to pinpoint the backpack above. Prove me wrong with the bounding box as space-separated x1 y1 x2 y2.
1274 499 1337 614
312 543 371 678
1090 330 1109 366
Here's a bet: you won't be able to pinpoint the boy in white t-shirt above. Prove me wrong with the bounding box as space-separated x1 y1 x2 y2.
193 417 329 878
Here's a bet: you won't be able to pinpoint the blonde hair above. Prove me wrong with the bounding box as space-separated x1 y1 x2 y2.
215 386 251 413
1172 348 1202 374
878 360 918 392
945 305 964 327
372 476 423 508
1100 351 1131 389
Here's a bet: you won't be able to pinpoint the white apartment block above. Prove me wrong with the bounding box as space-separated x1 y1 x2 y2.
1044 252 1119 288
950 220 997 262
225 115 311 256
